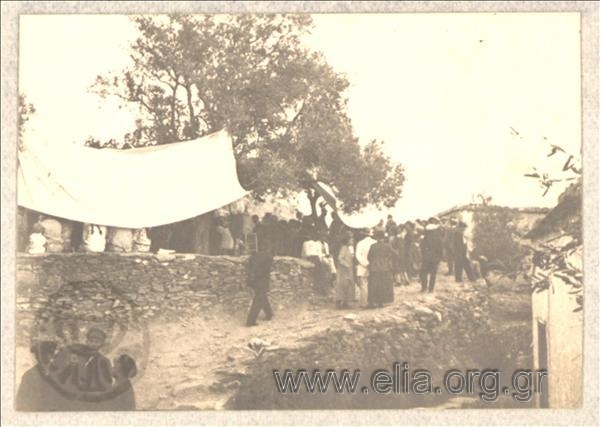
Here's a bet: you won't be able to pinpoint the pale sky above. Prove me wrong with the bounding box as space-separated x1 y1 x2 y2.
19 13 581 222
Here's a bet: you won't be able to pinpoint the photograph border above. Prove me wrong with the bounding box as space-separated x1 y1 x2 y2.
2 2 598 425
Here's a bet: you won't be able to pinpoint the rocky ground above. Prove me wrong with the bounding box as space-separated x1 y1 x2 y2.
16 273 533 411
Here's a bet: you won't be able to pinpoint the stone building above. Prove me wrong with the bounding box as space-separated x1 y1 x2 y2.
437 204 548 243
526 182 582 408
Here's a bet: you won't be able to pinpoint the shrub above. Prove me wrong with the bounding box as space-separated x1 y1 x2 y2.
472 207 527 272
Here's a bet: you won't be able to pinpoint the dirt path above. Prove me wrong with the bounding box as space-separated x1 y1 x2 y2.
15 273 487 410
136 274 477 409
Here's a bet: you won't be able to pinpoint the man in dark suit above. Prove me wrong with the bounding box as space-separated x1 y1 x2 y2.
246 246 274 326
419 217 444 293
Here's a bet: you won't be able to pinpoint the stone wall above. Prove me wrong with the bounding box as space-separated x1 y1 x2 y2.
15 253 535 410
16 253 315 340
230 286 533 410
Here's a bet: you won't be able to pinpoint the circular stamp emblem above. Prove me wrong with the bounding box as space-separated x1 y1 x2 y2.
30 280 150 408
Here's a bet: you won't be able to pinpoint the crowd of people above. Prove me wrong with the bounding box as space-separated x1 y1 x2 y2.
19 205 485 327
17 204 490 412
22 214 153 255
243 206 487 326
20 208 318 257
306 213 481 302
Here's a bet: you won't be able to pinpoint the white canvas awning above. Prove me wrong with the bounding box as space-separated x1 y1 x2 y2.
18 129 248 228
314 181 380 230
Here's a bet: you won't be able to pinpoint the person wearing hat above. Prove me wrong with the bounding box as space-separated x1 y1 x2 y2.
366 229 395 307
419 217 444 293
453 221 476 283
385 214 397 238
442 217 458 275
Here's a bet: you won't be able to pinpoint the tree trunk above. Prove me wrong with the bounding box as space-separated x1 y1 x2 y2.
307 188 319 224
170 82 179 134
185 83 197 137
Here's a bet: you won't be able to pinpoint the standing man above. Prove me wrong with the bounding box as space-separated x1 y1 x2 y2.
453 221 476 283
385 214 397 238
355 229 377 308
246 246 274 326
328 211 346 261
215 217 235 255
301 230 330 294
229 210 244 255
419 217 444 293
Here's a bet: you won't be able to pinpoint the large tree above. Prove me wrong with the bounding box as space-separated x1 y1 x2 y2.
93 15 404 217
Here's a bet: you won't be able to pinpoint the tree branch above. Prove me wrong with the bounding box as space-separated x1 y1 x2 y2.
280 99 306 142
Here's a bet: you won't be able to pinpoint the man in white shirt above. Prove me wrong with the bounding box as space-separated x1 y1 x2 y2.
302 232 330 294
355 230 377 308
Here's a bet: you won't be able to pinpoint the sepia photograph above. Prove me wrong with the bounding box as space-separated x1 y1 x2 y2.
1 2 598 426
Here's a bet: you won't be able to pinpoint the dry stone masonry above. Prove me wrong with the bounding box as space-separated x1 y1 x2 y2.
16 253 532 410
16 253 315 342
